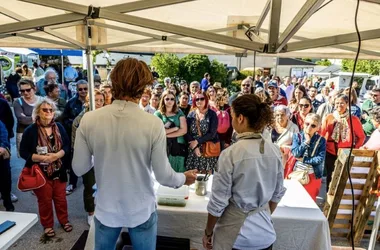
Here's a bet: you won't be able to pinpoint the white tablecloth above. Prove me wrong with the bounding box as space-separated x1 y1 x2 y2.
86 179 331 250
0 212 38 250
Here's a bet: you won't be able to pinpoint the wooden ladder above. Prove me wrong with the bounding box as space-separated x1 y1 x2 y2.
323 149 379 245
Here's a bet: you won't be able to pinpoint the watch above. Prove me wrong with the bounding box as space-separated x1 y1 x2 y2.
204 229 213 237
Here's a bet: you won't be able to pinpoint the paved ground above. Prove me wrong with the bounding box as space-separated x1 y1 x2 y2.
1 126 379 249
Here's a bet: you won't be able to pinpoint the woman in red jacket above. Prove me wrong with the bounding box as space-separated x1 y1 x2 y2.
321 94 365 192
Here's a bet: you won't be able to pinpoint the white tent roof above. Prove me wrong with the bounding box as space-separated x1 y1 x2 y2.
0 47 38 55
0 0 380 59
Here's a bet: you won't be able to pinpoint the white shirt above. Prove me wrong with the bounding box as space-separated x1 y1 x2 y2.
208 137 286 249
72 100 185 228
139 102 156 114
280 83 294 101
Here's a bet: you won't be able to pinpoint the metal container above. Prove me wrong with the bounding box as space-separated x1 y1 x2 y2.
195 176 208 196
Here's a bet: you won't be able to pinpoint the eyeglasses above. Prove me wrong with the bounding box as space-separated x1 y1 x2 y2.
41 108 54 113
372 94 379 97
304 122 317 129
78 88 88 91
196 97 205 102
165 98 175 101
299 104 310 108
20 88 32 93
241 84 251 87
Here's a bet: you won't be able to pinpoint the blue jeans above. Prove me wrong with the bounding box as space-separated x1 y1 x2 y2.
94 211 157 250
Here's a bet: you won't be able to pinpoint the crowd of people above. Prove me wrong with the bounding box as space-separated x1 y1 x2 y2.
0 57 380 249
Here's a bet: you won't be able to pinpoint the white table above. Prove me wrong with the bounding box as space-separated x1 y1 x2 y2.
85 179 331 250
0 212 38 250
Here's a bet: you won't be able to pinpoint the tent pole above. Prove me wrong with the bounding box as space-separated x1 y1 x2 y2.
253 51 256 77
85 20 95 111
61 49 64 84
368 196 380 250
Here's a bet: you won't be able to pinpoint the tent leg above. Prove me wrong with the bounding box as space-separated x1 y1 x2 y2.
61 50 64 84
253 51 256 77
85 21 95 111
368 196 380 250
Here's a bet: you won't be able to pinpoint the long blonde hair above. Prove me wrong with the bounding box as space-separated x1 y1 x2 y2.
158 90 178 114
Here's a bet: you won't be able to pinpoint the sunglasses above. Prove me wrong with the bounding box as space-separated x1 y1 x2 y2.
165 98 175 101
304 122 317 129
20 88 32 93
78 88 88 91
42 108 54 113
299 104 310 108
372 94 379 97
196 97 205 102
241 84 251 87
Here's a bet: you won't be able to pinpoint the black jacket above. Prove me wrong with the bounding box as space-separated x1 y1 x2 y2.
19 122 70 182
0 98 14 139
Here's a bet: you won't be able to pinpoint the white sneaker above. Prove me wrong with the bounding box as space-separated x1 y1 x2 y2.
10 193 18 203
66 185 75 195
87 214 94 226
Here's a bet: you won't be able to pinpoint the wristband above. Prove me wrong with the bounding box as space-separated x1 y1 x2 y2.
204 229 213 237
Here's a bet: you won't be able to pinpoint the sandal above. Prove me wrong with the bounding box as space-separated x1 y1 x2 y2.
44 228 55 238
61 222 73 232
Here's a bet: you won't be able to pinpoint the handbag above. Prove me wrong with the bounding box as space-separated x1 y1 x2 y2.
17 164 46 192
195 113 221 158
288 135 322 185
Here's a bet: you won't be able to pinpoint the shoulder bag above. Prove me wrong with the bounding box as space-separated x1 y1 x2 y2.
195 113 220 157
288 135 322 185
17 164 46 192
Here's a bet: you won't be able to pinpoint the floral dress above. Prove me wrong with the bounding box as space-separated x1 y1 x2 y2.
186 110 218 172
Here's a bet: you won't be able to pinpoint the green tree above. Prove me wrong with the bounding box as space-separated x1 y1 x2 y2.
342 59 380 75
179 54 211 82
151 53 180 79
316 59 331 66
209 59 227 86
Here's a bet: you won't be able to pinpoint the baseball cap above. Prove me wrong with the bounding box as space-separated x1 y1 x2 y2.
268 81 278 88
154 83 164 89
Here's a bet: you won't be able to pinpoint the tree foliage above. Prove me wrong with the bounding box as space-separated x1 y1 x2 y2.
342 59 380 75
316 59 332 66
209 59 227 85
151 53 180 78
178 54 211 82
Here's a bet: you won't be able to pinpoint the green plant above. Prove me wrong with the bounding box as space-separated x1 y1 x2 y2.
151 53 180 80
316 59 331 66
209 60 227 86
342 59 380 75
178 54 210 82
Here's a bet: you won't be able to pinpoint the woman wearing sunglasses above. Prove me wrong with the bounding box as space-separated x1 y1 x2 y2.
321 94 365 192
186 92 219 173
291 96 313 131
154 91 188 172
13 79 43 157
290 113 326 201
19 98 72 238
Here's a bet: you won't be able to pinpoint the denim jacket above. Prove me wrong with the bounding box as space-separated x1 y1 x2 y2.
291 132 326 179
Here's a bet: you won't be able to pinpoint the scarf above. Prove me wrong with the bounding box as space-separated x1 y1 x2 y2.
36 118 63 176
331 110 350 143
236 132 265 154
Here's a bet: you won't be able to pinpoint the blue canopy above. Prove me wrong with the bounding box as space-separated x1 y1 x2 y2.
30 48 83 56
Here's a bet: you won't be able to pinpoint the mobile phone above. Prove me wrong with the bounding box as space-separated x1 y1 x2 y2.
0 220 16 235
164 121 173 129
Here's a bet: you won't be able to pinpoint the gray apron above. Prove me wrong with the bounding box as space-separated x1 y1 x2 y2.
212 132 268 250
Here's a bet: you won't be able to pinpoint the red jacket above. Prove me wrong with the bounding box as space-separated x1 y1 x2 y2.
321 114 365 155
273 95 288 106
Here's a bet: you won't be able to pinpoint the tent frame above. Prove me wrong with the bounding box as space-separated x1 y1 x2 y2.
2 0 380 109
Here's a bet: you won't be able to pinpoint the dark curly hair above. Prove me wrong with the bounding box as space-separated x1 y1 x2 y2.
232 94 274 132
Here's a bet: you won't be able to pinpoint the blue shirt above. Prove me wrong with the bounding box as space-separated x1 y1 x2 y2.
200 78 209 92
64 66 78 81
0 121 10 149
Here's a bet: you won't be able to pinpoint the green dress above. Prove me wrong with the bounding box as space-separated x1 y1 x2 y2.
154 110 187 173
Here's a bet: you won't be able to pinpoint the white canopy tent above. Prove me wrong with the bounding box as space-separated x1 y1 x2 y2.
0 0 379 58
1 0 379 108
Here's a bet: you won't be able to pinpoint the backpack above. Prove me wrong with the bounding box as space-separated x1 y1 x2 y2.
211 107 230 134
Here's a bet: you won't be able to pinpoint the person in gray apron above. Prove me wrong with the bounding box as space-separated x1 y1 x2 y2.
203 94 286 250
